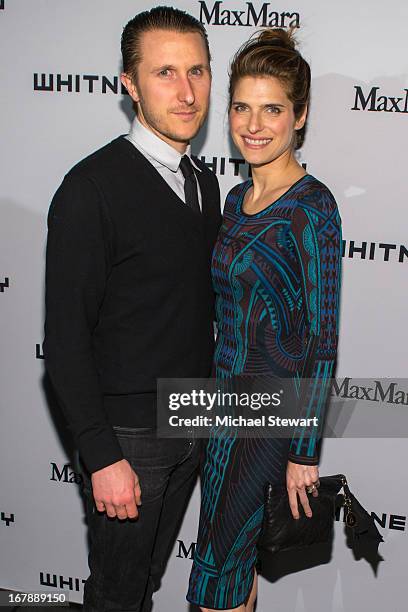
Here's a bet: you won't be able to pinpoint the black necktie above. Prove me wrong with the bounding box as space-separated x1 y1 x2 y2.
179 155 200 213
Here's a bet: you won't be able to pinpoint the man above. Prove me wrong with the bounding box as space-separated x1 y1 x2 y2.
43 7 220 611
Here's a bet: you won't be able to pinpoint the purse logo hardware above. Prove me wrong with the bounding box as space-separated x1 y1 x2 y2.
340 475 358 528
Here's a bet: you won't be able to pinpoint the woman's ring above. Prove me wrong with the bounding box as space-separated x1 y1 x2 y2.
306 484 317 493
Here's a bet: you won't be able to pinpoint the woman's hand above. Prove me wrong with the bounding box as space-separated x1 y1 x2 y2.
286 460 320 519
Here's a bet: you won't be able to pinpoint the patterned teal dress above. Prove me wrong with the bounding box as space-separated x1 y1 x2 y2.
187 174 342 609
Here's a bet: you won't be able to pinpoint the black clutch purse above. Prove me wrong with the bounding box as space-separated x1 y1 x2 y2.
257 474 384 562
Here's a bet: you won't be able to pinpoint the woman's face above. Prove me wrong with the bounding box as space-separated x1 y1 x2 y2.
229 75 306 168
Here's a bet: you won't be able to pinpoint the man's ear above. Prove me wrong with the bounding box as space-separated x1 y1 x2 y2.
295 104 308 131
120 73 140 103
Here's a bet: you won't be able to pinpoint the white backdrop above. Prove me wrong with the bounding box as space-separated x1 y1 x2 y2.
1 1 408 610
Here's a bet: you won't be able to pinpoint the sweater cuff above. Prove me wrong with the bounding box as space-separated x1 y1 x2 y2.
78 429 124 474
287 451 319 466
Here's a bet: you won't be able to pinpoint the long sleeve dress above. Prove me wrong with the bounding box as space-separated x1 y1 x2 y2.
187 173 342 610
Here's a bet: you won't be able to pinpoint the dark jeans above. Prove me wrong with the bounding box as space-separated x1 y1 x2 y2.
80 426 200 612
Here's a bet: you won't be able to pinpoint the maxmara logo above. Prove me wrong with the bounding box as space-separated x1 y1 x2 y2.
198 1 300 27
332 378 408 405
50 462 83 485
176 539 196 559
352 86 408 113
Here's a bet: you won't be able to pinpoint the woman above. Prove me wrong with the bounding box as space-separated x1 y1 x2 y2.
187 28 342 611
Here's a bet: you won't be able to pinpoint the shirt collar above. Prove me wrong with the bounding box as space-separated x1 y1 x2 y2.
127 117 202 173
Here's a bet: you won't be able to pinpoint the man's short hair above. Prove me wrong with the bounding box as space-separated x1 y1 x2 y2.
121 5 211 83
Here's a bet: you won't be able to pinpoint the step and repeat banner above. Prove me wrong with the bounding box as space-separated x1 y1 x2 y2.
1 1 407 610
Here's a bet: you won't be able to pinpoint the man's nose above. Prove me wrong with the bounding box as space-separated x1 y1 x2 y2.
177 76 195 106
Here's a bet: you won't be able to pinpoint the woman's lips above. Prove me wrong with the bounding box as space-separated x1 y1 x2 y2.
242 136 272 148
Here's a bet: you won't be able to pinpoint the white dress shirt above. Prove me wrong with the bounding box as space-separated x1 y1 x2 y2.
126 117 202 210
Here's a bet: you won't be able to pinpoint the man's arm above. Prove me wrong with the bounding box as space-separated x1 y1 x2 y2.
43 173 123 473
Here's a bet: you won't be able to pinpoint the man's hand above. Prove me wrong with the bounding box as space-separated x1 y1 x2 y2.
91 459 142 520
286 460 319 520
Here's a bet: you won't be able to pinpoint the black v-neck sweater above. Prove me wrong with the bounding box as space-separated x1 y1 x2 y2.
44 136 221 473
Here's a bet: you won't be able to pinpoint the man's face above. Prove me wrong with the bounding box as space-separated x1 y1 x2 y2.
122 29 211 152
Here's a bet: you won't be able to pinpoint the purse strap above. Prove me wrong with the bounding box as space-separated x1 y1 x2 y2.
340 475 358 528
